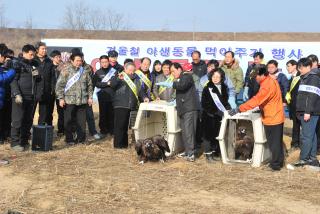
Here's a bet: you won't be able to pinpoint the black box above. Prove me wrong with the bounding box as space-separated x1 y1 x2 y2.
32 124 54 151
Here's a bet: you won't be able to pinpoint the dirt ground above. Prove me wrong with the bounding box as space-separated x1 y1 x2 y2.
1 104 320 214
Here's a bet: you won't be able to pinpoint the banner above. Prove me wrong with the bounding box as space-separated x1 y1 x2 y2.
43 39 320 77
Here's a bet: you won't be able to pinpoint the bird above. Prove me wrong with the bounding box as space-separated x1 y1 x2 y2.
235 126 254 160
135 135 170 164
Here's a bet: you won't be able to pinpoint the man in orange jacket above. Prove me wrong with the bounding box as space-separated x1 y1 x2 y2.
229 65 285 171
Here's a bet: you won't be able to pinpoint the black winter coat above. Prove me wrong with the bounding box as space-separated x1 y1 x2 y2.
192 60 207 78
296 70 320 115
10 57 40 100
93 67 118 102
110 73 146 110
287 74 300 119
201 81 231 117
34 56 55 102
173 72 200 116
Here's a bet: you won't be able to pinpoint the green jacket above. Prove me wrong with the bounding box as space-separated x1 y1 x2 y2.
56 63 93 105
221 60 244 94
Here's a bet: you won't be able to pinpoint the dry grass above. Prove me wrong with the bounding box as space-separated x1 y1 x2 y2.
0 103 320 214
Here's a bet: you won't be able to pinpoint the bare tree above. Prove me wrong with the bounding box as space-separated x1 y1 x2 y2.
62 1 130 31
0 0 8 28
24 15 34 29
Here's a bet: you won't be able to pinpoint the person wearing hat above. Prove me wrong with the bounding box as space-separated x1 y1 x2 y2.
156 62 200 162
229 65 285 171
108 50 124 72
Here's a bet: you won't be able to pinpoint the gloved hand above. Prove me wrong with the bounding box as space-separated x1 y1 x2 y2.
228 96 237 109
168 99 176 106
156 81 173 88
31 66 39 77
243 86 249 101
15 95 23 104
228 108 239 116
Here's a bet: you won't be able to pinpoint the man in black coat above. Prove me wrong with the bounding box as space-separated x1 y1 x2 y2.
33 42 55 125
93 55 117 136
191 51 207 78
10 44 39 152
157 62 200 162
295 58 320 167
285 60 301 149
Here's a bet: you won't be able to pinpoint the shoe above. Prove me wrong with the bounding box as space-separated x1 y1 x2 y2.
177 152 187 158
66 142 75 146
57 132 64 137
23 144 30 151
293 160 309 167
308 159 320 167
11 145 24 152
185 154 195 162
93 133 102 140
205 153 214 163
264 166 281 172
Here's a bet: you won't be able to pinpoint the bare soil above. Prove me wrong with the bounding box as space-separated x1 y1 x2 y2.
0 104 320 214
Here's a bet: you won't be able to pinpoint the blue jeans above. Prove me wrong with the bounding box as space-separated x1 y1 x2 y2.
300 115 319 161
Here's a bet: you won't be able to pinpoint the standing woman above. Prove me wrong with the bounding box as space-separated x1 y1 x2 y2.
201 68 231 163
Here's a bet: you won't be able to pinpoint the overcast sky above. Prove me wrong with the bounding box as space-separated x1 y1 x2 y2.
1 0 319 32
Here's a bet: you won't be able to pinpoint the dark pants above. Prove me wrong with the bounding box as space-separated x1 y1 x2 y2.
264 123 284 170
300 115 318 161
202 112 221 154
55 99 64 134
179 111 198 155
36 96 55 125
0 98 12 140
86 105 97 136
195 111 202 151
11 99 35 147
291 114 301 147
316 118 320 150
64 104 86 143
98 94 114 135
113 108 130 148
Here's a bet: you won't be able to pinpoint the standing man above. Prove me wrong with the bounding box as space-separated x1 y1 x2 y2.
93 55 117 137
307 54 320 154
294 58 320 167
34 42 55 125
56 52 93 145
229 65 285 171
243 52 264 101
221 51 244 98
10 44 39 151
110 62 148 149
191 51 207 78
50 50 64 136
157 63 200 162
285 60 301 150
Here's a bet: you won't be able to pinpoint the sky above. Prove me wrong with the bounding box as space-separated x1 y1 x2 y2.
1 0 319 32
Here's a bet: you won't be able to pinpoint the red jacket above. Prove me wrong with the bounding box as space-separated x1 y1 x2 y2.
239 75 285 126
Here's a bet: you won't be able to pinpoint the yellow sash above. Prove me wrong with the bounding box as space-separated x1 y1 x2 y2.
158 75 174 95
204 80 209 87
121 72 139 103
285 76 300 104
135 70 155 100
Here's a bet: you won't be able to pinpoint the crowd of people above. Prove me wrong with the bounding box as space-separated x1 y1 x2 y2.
0 41 320 171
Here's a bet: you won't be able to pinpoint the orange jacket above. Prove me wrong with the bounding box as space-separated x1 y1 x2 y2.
239 75 285 125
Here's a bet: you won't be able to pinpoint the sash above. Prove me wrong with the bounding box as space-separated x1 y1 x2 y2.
135 70 155 100
204 80 209 87
285 76 300 104
208 88 226 112
158 75 174 95
121 72 139 103
64 67 84 93
298 84 320 96
94 68 116 94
